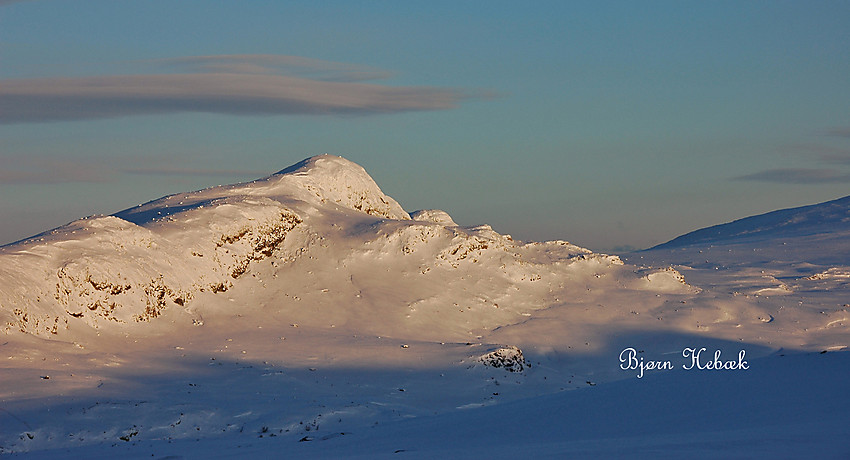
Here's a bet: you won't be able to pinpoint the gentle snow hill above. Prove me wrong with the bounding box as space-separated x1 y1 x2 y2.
651 194 850 250
636 193 850 286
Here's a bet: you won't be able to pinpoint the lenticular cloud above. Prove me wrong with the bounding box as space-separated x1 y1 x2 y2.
0 67 472 124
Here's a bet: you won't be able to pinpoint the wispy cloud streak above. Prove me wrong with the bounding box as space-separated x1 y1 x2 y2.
825 127 850 139
734 168 850 184
0 56 479 124
0 156 111 184
154 54 394 82
0 155 272 184
121 167 268 177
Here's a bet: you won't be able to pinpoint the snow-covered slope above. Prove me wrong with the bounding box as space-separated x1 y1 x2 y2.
1 156 848 458
633 193 850 313
652 194 850 249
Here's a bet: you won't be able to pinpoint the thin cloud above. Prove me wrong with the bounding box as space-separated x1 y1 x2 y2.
781 142 849 156
734 168 850 184
0 155 272 184
825 127 850 139
121 167 268 177
778 143 850 164
0 156 111 184
154 54 394 82
0 73 474 124
819 152 850 165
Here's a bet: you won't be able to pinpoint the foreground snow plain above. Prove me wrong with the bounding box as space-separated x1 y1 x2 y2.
1 155 848 458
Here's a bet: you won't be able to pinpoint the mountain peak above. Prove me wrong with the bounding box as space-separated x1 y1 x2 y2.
273 154 360 176
245 154 410 220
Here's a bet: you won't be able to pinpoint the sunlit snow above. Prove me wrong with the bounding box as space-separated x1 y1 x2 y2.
1 155 848 458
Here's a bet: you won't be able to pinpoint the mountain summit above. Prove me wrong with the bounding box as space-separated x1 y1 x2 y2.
250 154 409 220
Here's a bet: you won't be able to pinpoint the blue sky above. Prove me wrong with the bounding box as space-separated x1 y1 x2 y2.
1 1 849 251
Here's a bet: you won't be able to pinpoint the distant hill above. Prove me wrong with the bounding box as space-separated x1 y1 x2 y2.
651 195 850 250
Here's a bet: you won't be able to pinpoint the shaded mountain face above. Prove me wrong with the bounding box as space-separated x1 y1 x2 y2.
651 195 850 250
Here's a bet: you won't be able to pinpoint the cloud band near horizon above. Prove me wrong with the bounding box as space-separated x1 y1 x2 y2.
0 153 275 185
735 168 850 184
0 72 476 124
153 54 395 82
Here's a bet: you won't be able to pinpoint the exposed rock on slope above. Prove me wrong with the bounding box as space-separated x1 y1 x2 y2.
476 345 528 372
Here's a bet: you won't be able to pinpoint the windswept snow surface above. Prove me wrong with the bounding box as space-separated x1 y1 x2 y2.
1 155 848 458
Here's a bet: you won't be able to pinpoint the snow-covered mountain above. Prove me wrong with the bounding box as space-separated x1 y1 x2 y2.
1 155 848 458
1 154 633 338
